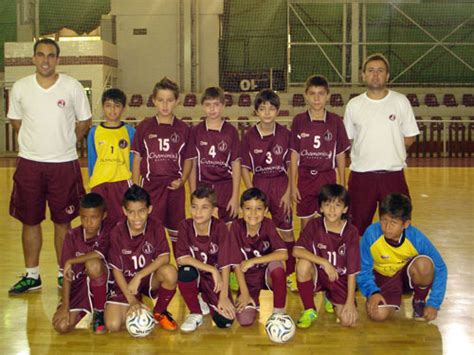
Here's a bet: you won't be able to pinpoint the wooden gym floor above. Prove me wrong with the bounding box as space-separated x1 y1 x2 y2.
0 163 472 354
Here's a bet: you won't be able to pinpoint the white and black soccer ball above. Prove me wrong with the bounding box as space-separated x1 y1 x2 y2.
125 308 156 337
265 313 296 343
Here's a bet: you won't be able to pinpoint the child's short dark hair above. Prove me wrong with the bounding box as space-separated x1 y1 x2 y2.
240 187 268 208
254 89 280 110
305 75 329 93
201 87 225 104
191 185 217 207
152 77 180 100
379 193 412 222
34 38 60 56
122 185 151 207
362 53 390 73
80 192 106 210
318 184 350 220
102 88 127 106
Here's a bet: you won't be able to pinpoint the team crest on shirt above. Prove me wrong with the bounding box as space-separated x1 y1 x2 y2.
170 132 180 143
119 139 128 149
57 99 66 108
65 205 75 215
253 149 263 154
324 130 333 141
273 144 284 155
262 241 270 251
388 114 397 121
142 241 154 255
218 140 228 152
209 242 219 255
338 243 346 256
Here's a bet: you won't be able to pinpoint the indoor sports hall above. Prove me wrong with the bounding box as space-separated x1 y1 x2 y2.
0 1 472 354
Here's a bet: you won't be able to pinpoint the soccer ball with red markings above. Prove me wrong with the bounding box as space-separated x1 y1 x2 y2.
265 313 296 343
125 308 155 337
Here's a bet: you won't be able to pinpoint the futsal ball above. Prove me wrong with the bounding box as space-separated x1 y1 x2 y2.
125 308 156 337
265 313 296 343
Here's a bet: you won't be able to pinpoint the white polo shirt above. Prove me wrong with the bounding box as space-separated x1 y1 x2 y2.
343 90 419 172
8 74 91 162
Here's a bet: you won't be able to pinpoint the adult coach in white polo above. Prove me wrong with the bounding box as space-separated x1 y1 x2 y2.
8 38 91 295
344 53 419 235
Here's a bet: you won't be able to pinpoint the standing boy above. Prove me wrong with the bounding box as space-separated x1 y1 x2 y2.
104 185 178 331
52 193 110 334
87 88 135 227
357 194 447 322
293 184 360 328
290 75 350 232
175 186 236 332
131 77 192 248
185 87 241 224
241 89 296 288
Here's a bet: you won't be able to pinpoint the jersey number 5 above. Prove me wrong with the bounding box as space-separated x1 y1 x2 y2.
313 135 321 149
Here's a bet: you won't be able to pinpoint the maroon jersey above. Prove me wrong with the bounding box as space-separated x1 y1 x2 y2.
295 217 360 276
175 217 232 269
60 224 111 281
290 111 350 171
230 218 287 271
131 116 190 180
241 123 291 178
108 218 170 281
185 120 240 182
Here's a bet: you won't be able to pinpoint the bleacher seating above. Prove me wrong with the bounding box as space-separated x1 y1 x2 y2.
183 93 197 107
448 116 467 157
146 94 154 107
129 94 143 107
462 94 474 107
292 94 305 107
225 94 234 107
424 94 439 107
330 94 344 107
429 116 443 157
443 94 457 107
406 93 420 107
278 110 290 116
238 94 252 107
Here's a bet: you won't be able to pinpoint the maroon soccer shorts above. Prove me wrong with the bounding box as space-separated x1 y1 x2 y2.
197 271 221 310
254 175 293 231
67 275 94 313
142 177 185 234
240 267 272 307
10 158 85 225
107 275 153 305
296 169 336 219
199 180 235 223
312 264 350 306
91 180 131 227
348 170 410 235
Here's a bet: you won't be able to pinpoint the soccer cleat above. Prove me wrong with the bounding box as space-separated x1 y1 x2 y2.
324 296 334 313
57 276 64 289
154 310 178 331
286 272 298 292
92 311 107 334
412 299 426 321
8 275 42 295
296 308 318 329
229 272 239 292
198 294 210 315
180 313 203 333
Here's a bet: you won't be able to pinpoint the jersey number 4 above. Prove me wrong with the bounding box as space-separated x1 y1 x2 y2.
209 145 217 158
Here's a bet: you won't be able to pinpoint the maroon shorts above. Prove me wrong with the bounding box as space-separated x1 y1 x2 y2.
107 275 153 305
200 180 235 223
374 260 416 309
67 274 94 313
197 271 221 310
312 264 349 306
254 175 293 231
10 158 85 225
240 267 272 307
142 178 185 235
296 169 336 218
348 170 410 235
91 180 132 228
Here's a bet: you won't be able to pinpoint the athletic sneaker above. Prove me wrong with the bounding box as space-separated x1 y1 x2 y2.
8 275 42 295
198 294 210 315
154 310 178 331
57 276 64 289
180 313 203 333
297 308 318 329
92 311 107 334
412 299 426 321
324 296 334 313
286 272 298 292
229 272 239 291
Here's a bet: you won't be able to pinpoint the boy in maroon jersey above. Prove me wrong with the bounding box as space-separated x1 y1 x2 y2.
104 185 178 331
176 186 236 332
185 87 241 224
293 184 360 328
241 89 297 290
290 75 351 231
52 193 110 334
131 77 192 250
230 188 289 326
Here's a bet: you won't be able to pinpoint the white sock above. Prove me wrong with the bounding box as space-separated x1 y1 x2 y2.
26 267 40 279
58 269 63 278
273 308 285 314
